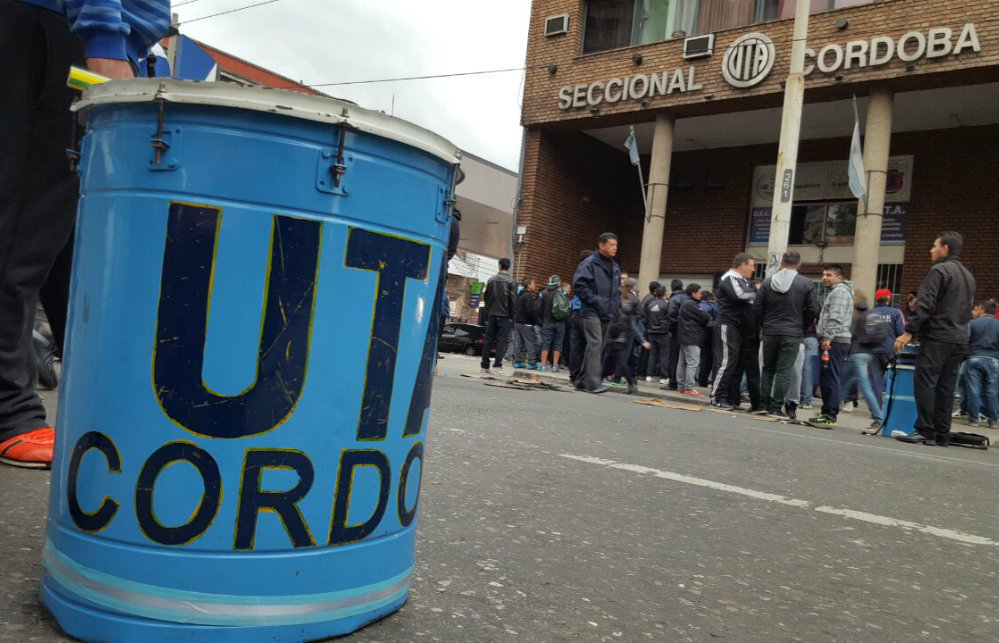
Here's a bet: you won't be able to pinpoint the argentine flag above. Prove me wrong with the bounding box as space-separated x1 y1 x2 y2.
848 97 866 198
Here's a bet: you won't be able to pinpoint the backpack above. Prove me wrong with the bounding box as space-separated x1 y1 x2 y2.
551 289 571 321
859 311 888 348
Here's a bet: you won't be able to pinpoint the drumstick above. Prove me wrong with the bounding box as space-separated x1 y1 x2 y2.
67 66 111 91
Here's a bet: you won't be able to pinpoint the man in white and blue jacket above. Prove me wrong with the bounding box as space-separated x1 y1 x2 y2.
0 0 169 468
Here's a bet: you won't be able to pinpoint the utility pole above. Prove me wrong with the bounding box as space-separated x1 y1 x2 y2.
166 12 179 78
765 0 811 277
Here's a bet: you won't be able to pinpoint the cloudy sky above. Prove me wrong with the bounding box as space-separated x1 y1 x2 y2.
172 0 532 171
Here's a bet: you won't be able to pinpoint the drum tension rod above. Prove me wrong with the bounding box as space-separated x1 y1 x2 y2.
331 124 348 188
151 98 169 165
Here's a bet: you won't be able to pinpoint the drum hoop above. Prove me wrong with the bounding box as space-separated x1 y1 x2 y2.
74 79 462 165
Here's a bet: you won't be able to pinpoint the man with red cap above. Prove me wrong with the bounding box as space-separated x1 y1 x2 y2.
870 288 907 401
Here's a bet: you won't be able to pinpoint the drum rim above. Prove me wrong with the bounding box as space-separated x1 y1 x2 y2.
74 79 462 165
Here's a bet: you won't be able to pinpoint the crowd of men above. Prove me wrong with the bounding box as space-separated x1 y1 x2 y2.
477 230 998 446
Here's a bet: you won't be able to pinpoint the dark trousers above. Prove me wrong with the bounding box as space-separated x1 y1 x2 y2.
697 327 714 387
667 333 681 389
740 338 762 410
480 315 512 369
761 335 802 412
568 311 586 381
579 316 608 391
0 2 84 441
914 339 968 441
647 333 669 379
605 338 637 387
711 323 743 406
819 341 850 419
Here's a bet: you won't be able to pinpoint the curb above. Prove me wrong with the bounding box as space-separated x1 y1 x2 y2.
508 367 713 406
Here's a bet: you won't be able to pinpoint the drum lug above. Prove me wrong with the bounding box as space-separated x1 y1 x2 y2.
148 129 181 171
149 97 181 171
435 186 451 224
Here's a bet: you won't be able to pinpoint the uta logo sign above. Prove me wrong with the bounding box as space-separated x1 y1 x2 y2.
722 32 775 88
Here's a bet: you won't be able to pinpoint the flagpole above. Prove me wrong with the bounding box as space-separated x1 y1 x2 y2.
637 162 649 221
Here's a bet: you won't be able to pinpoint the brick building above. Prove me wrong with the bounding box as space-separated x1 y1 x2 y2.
517 0 998 299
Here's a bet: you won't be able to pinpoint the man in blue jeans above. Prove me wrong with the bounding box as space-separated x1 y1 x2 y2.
965 300 999 428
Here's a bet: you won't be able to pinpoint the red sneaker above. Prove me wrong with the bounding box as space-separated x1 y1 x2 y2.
0 427 55 469
687 389 704 398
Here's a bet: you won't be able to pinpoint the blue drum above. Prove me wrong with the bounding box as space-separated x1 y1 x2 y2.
42 80 461 643
882 345 919 436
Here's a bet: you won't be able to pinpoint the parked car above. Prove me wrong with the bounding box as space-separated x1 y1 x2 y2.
439 323 487 356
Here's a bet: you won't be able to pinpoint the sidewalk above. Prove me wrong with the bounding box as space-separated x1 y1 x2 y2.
441 353 999 447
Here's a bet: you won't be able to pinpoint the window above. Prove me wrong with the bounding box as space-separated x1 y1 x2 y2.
876 264 903 294
583 0 636 53
581 0 874 52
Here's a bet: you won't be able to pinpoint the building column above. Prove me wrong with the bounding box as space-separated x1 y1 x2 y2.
638 114 674 287
851 87 893 299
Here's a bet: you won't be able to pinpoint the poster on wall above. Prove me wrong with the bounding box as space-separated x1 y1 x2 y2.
748 203 907 246
751 155 913 208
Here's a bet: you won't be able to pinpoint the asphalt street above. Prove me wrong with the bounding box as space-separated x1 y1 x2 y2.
1 355 997 642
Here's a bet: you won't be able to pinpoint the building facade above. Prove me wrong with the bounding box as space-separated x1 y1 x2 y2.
517 0 998 299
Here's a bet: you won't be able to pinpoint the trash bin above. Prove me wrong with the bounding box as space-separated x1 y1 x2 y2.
881 344 919 437
42 80 460 643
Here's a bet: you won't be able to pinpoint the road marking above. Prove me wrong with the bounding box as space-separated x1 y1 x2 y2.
561 454 999 547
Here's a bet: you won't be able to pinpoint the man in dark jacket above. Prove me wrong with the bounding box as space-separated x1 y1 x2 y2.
870 288 907 396
676 283 710 396
567 251 593 385
645 285 670 383
895 231 976 446
639 281 661 379
711 253 759 410
573 233 621 393
480 258 516 373
513 278 540 368
965 300 999 428
697 292 719 387
755 252 819 418
664 279 686 390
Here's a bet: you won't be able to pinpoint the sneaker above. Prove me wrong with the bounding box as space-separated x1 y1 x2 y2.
645 376 653 382
752 408 770 415
480 367 491 374
799 403 813 410
711 401 735 411
530 364 543 371
588 386 608 394
967 418 980 428
609 380 627 387
682 389 703 398
784 401 798 421
840 403 855 413
866 421 883 434
552 365 560 373
512 362 526 369
806 414 837 428
660 378 669 385
493 365 505 374
989 420 998 430
627 383 638 395
0 427 54 469
767 409 789 420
